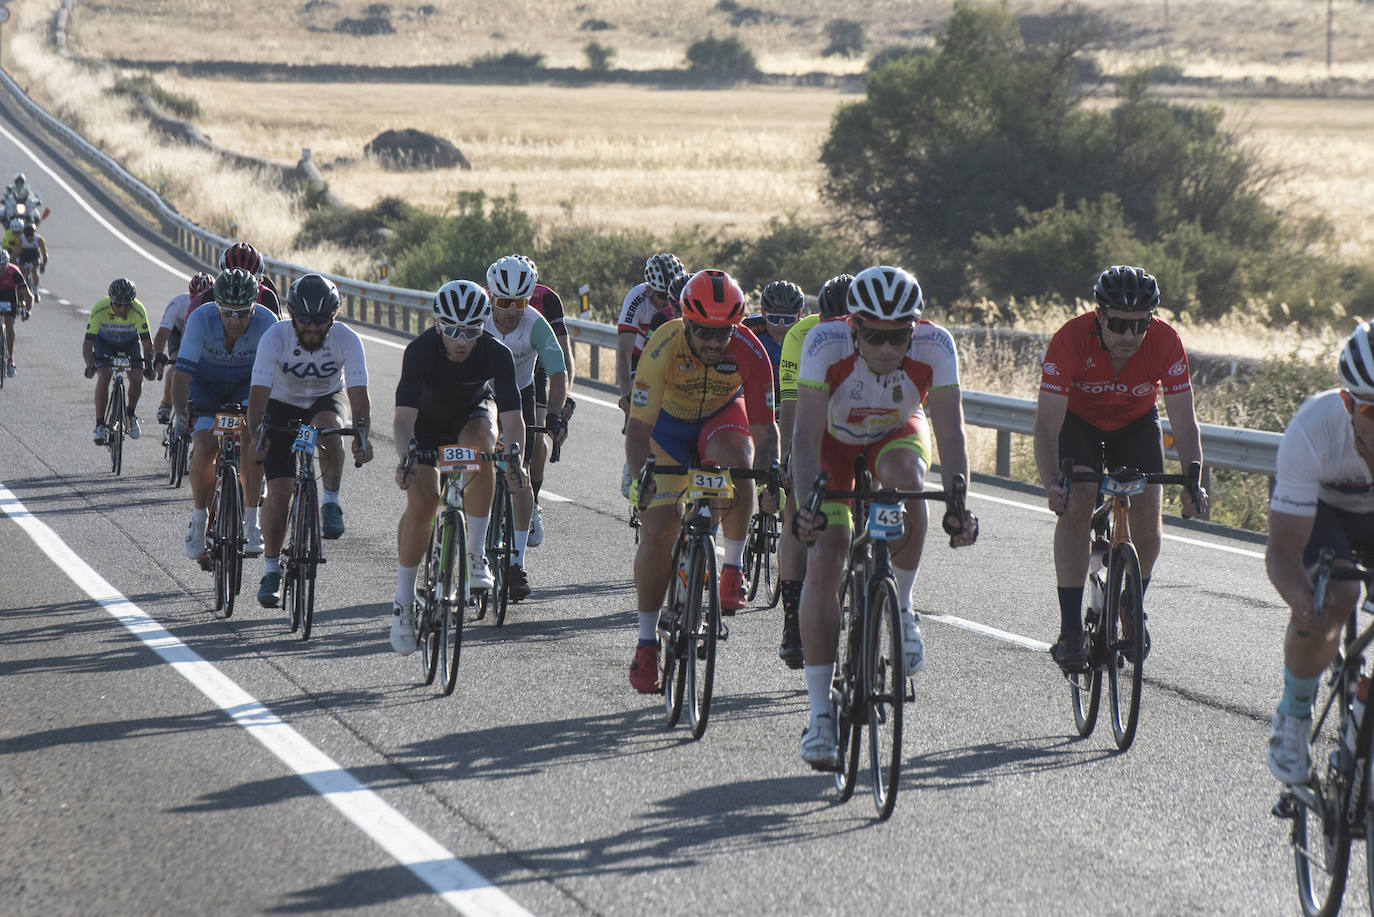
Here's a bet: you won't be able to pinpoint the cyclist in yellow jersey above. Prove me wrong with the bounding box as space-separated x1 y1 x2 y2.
1 218 21 258
83 278 154 444
773 273 854 666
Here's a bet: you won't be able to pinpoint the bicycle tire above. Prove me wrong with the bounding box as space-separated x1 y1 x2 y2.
418 515 444 685
833 563 862 800
441 510 467 696
764 513 781 609
221 469 244 618
108 376 125 476
211 475 227 613
0 320 7 389
866 575 905 820
744 513 764 602
282 495 299 631
484 476 513 626
662 537 688 727
1107 543 1145 750
1071 572 1105 737
296 480 319 640
1292 672 1354 916
685 538 719 740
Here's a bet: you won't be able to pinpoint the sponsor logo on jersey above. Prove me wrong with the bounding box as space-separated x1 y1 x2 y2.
846 407 898 423
282 360 339 379
1043 362 1060 376
1073 379 1157 398
765 390 775 410
1168 358 1187 376
714 359 738 374
678 360 696 373
850 380 864 399
1132 382 1154 397
631 385 650 408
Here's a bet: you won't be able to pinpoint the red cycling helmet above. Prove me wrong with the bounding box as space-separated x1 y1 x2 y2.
188 271 215 298
219 241 264 276
679 269 745 327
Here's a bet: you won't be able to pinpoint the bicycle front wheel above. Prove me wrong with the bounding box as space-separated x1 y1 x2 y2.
685 538 719 740
211 477 228 613
1071 572 1104 737
417 514 443 686
220 470 244 618
744 513 763 602
833 563 863 800
865 575 905 820
662 537 688 728
763 513 781 609
486 477 513 627
441 511 467 696
1107 543 1145 750
295 481 319 641
172 431 190 488
108 378 125 476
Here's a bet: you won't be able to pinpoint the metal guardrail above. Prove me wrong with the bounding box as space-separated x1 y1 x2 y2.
0 68 1282 479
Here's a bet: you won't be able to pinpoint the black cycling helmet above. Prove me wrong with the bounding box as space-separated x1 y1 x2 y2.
667 270 689 305
108 277 137 307
1093 265 1160 312
760 280 805 315
286 273 340 320
816 273 854 320
213 268 259 308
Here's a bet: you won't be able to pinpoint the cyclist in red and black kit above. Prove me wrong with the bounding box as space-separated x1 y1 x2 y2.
0 249 34 377
1033 265 1208 671
186 242 282 318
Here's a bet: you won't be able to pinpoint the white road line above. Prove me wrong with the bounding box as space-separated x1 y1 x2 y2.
540 491 572 503
922 613 1051 653
0 122 188 279
355 330 406 350
0 482 533 917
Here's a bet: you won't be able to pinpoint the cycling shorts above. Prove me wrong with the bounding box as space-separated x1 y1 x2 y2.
261 391 350 481
1304 501 1374 568
94 339 143 364
803 412 931 528
1058 407 1164 476
413 395 496 467
645 395 751 510
168 328 183 355
16 249 39 266
189 379 252 433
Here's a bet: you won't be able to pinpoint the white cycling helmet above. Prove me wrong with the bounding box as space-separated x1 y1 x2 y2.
486 255 537 299
644 253 684 295
0 250 8 270
1340 320 1374 399
8 218 21 232
433 279 491 326
846 265 923 321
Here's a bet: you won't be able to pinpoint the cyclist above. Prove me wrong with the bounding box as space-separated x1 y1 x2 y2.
790 265 979 768
625 268 779 693
12 220 47 302
1 218 21 258
171 269 276 560
616 253 685 420
154 272 215 424
487 254 576 549
743 280 805 407
1265 322 1374 783
83 278 154 442
0 249 33 378
389 280 525 655
484 256 568 601
774 273 852 667
187 242 282 318
1033 265 1207 672
248 273 373 606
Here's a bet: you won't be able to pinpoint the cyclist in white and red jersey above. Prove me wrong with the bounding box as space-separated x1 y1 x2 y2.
153 272 214 424
1265 322 1374 784
1033 265 1207 672
616 253 684 420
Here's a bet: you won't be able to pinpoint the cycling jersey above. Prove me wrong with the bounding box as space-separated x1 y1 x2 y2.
395 328 521 429
13 232 43 265
250 320 368 409
1271 389 1374 517
483 306 566 388
797 319 959 445
617 282 657 357
1039 312 1191 432
779 315 846 403
158 292 193 334
174 302 276 388
85 297 152 347
743 314 784 410
529 283 567 337
1 230 17 255
0 263 29 305
629 319 774 426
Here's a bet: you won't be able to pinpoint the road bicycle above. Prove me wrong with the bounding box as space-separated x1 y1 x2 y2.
638 456 778 740
1058 458 1203 751
202 404 247 617
265 420 367 640
1273 549 1374 917
472 442 521 627
98 355 135 476
0 300 8 389
743 503 781 608
163 414 191 487
801 464 968 820
19 259 40 303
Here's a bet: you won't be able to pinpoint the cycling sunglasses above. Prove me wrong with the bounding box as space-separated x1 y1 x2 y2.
853 322 913 347
438 320 483 341
764 313 799 327
293 312 334 327
1342 390 1374 420
1099 311 1152 335
687 323 733 343
217 305 254 319
493 297 528 310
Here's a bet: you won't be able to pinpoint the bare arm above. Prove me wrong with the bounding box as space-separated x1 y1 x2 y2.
1268 509 1318 622
615 332 637 410
393 405 418 462
557 333 575 390
1033 389 1070 512
926 386 970 485
346 385 372 463
1163 387 1208 516
246 384 271 444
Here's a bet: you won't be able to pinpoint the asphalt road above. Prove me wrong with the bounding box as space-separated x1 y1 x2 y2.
0 87 1340 916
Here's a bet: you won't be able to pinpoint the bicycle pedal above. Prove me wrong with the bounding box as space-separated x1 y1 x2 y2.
1271 794 1298 819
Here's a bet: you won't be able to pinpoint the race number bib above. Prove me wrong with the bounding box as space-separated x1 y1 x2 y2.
867 502 904 541
1100 475 1147 497
687 469 732 502
292 424 318 456
438 444 480 473
213 413 245 435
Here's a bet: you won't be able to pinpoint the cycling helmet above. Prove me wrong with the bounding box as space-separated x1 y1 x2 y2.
667 270 690 304
817 273 854 319
1093 265 1160 312
486 254 538 299
8 218 21 232
219 241 264 277
0 250 8 270
12 173 25 187
212 268 259 307
187 271 215 297
679 269 745 327
286 273 340 320
760 280 805 315
847 266 923 321
433 279 491 326
1340 321 1374 399
644 253 685 295
108 277 137 307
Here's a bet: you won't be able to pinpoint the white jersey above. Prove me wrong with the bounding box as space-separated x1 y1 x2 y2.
250 320 368 409
797 319 959 445
1271 389 1374 517
617 282 656 354
159 292 193 334
483 307 565 389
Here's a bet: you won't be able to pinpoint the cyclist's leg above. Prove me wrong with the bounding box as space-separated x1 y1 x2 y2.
3 313 13 363
1053 412 1106 646
125 352 145 416
456 403 498 559
874 414 932 599
1105 409 1166 582
259 400 308 573
799 431 858 717
92 347 113 425
530 361 550 499
509 384 537 554
309 391 350 494
700 398 755 611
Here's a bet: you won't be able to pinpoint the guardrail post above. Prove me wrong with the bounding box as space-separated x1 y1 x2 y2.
388 300 396 329
1200 465 1212 521
590 344 600 382
996 430 1011 478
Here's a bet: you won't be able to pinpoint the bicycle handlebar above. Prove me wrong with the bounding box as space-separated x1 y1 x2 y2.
1058 458 1204 512
258 419 370 467
1312 548 1374 620
793 472 970 543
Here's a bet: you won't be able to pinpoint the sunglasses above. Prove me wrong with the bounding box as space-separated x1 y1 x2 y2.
1100 312 1152 335
1342 390 1374 420
293 313 334 327
688 323 734 343
765 313 799 327
493 297 527 310
438 321 483 341
217 305 254 319
854 323 913 347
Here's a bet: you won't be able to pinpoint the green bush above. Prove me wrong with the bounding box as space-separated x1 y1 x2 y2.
295 195 419 251
823 19 866 57
532 225 658 323
108 74 200 119
473 50 546 69
391 190 536 291
584 41 616 72
685 33 758 75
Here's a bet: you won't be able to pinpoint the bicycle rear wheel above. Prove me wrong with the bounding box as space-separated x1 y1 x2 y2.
833 563 863 800
685 539 719 740
763 513 781 609
485 477 513 627
296 481 319 641
1107 543 1145 750
108 378 125 475
441 511 467 696
865 575 905 820
662 537 689 727
1291 672 1354 916
417 515 443 686
1071 573 1104 737
219 470 244 618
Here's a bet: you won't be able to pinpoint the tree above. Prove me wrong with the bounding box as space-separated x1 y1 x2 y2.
685 33 758 75
584 41 616 72
822 19 865 57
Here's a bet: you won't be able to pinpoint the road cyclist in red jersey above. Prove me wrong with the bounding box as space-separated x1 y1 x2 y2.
0 249 34 378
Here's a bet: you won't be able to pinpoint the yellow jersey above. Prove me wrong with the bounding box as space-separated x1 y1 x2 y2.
629 318 775 425
85 297 151 346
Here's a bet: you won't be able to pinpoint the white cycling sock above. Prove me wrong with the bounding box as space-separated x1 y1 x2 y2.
513 530 529 567
322 488 339 505
722 537 746 568
191 507 207 529
805 664 833 722
467 515 489 556
244 506 259 530
892 564 918 614
395 563 418 607
264 555 281 574
637 610 659 643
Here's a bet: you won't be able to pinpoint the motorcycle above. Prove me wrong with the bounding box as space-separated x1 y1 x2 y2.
7 198 48 227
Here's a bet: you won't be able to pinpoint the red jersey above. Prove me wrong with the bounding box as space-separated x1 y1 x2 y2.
1039 312 1191 431
528 283 566 336
0 263 29 300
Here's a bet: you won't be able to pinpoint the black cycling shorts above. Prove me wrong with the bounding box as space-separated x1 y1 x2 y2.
261 391 350 481
1058 407 1164 476
412 395 497 467
1304 501 1374 568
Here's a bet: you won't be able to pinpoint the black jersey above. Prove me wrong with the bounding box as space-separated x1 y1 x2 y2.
395 328 521 427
